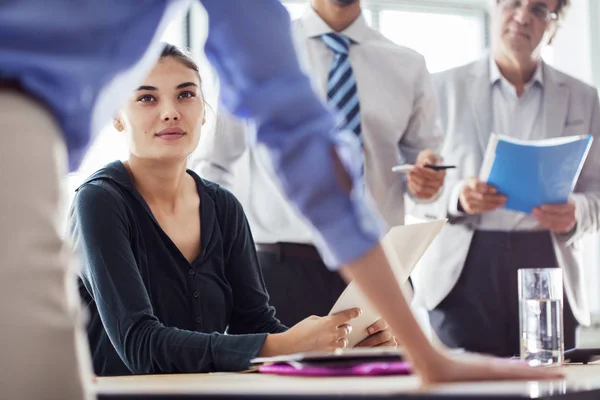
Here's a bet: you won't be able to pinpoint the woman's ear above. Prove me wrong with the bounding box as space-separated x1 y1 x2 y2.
113 113 126 132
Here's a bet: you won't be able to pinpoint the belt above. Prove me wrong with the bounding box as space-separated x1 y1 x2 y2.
256 242 322 262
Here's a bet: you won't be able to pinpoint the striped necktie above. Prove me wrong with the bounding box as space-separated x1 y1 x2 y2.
321 32 362 141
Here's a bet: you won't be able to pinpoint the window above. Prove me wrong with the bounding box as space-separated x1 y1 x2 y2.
283 2 308 20
283 2 373 26
542 47 554 65
379 9 485 73
283 1 487 73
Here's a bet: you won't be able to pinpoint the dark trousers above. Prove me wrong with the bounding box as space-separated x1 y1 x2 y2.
257 243 347 327
429 231 577 358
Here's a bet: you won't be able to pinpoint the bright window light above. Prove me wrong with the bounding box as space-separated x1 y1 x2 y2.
380 10 485 73
283 2 372 26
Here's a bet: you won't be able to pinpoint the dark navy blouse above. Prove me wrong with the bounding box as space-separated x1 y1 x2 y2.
70 161 286 376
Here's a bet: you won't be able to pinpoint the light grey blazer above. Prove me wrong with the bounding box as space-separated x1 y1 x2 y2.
409 57 600 326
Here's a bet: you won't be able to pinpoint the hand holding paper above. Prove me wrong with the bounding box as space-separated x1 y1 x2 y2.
480 133 592 214
268 308 359 355
355 319 397 348
458 177 506 214
532 200 577 233
329 219 447 347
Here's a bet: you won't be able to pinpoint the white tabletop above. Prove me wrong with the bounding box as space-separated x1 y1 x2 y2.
96 363 600 399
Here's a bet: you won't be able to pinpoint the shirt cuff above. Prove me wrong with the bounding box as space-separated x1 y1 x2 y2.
448 180 467 217
213 333 269 372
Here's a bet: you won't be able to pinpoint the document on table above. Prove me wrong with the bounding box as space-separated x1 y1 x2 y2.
329 219 446 347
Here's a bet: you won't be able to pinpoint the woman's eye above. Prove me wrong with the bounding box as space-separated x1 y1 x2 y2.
137 94 156 103
178 91 196 99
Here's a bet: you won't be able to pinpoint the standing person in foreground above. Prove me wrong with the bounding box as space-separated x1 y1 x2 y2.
0 1 562 398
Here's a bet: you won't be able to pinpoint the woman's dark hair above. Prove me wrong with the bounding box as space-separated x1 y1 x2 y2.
160 43 202 86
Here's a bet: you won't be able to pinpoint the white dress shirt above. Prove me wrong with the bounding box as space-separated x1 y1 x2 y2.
193 7 441 244
448 58 546 231
478 59 545 230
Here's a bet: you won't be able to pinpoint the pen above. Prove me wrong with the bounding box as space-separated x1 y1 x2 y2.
425 165 456 171
392 164 456 173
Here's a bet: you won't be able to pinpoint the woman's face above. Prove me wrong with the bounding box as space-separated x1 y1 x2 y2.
117 56 205 162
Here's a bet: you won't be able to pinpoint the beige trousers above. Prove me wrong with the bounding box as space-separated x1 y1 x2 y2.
0 90 92 399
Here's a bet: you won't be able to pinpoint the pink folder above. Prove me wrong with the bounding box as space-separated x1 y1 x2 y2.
258 361 412 377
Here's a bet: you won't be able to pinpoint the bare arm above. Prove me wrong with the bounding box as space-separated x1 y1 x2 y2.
341 244 564 383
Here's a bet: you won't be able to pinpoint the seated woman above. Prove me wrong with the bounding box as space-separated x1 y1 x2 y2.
70 44 395 376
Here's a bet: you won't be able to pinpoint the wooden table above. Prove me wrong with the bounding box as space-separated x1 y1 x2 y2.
96 363 600 400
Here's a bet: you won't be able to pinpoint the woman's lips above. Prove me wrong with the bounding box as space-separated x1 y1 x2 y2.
156 127 186 140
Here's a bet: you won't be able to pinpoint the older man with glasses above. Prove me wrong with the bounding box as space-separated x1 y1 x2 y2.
410 0 600 357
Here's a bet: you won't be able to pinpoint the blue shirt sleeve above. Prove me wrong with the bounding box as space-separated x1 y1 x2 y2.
199 0 383 269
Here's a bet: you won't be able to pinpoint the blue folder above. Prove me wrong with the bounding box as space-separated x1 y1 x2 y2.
480 134 593 214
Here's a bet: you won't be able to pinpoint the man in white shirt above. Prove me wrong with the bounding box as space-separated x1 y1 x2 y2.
194 0 445 327
411 0 600 357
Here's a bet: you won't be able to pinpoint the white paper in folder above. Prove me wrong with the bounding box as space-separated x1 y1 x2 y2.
329 219 446 347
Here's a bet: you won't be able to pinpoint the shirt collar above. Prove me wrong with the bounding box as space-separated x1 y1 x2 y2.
490 57 544 88
300 6 368 44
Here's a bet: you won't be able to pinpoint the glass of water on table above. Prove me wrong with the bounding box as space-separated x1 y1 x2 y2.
519 268 564 366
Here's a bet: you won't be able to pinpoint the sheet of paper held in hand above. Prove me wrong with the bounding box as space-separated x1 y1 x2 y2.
329 219 447 347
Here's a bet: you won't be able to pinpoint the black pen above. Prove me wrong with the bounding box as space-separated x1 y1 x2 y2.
425 165 456 171
392 164 456 173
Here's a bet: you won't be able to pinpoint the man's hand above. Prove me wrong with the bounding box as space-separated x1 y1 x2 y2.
532 200 576 233
355 319 397 348
407 150 446 199
458 177 506 214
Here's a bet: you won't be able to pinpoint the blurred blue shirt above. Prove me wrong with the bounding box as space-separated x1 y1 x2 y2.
0 0 382 268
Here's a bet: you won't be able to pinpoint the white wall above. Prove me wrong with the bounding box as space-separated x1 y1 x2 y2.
549 0 593 85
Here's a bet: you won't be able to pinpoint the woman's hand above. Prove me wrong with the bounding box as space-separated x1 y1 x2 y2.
259 308 361 357
355 319 397 348
284 308 361 353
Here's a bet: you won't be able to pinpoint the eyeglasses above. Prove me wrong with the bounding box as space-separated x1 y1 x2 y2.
501 0 559 22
